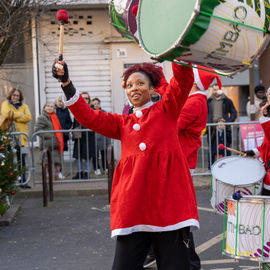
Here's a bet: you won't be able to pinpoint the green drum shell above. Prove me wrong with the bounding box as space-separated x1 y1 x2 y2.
109 0 136 41
223 196 270 262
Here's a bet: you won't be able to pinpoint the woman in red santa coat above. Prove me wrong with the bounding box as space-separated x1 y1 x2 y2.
245 88 270 195
52 60 199 270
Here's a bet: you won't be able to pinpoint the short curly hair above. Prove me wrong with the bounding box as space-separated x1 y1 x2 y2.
122 63 163 89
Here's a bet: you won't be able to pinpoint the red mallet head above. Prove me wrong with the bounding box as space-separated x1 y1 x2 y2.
57 9 69 23
131 5 138 17
218 144 226 150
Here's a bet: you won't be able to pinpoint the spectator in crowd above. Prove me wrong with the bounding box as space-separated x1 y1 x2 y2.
246 84 266 120
72 92 96 180
92 97 111 175
207 84 237 166
55 96 72 151
1 88 32 188
210 118 232 164
53 60 199 270
34 102 64 180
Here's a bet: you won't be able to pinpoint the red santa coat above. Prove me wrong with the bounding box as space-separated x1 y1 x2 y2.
177 93 208 169
155 67 208 169
257 116 270 190
65 63 199 238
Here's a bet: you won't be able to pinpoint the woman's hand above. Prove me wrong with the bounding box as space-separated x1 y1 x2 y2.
52 59 69 83
261 103 270 116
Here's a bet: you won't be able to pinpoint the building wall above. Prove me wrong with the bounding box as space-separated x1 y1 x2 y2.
259 44 270 89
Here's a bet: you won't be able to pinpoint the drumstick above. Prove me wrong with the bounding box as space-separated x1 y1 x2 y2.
56 9 69 63
218 144 245 156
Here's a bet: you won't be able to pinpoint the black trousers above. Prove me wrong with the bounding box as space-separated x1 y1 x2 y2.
112 228 191 270
262 188 270 196
144 232 200 270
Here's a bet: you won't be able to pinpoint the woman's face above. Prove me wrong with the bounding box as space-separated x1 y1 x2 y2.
92 100 100 110
56 98 64 108
126 72 154 108
11 90 20 103
44 103 54 114
267 93 270 103
82 94 90 104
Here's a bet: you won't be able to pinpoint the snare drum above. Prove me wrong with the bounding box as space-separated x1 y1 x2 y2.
138 0 270 75
109 0 139 42
211 156 265 214
224 196 270 262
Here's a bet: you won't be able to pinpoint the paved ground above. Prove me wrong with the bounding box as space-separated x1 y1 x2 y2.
0 176 262 270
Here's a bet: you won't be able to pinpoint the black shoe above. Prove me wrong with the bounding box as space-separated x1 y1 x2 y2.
20 184 31 189
72 172 80 179
84 172 90 179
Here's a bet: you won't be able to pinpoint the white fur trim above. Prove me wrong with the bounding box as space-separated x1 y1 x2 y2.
252 148 260 158
190 90 208 96
63 89 80 107
111 218 200 239
193 67 205 91
259 116 270 124
133 101 153 112
264 183 270 190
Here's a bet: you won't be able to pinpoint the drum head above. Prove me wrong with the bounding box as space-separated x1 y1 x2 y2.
211 156 265 186
138 0 197 55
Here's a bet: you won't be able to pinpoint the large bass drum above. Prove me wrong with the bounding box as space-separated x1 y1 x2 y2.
137 0 270 75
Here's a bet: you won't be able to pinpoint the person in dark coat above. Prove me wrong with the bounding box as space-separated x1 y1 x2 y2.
207 85 237 166
72 92 96 179
92 97 111 174
210 118 232 164
55 96 72 151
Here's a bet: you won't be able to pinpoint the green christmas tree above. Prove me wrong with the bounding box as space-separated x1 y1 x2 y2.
0 130 23 216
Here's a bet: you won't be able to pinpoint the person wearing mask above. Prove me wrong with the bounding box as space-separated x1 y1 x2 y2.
1 88 32 188
92 97 111 175
72 92 96 180
55 96 72 151
34 103 64 180
246 84 267 120
53 59 199 270
207 84 237 165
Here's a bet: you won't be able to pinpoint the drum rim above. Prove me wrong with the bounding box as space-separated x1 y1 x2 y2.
137 0 201 59
222 251 269 263
213 178 264 187
211 156 266 186
226 195 270 203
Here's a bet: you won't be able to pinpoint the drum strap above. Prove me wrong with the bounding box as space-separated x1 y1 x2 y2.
199 10 269 34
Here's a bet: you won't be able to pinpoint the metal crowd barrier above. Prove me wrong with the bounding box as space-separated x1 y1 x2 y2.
194 121 261 176
30 129 111 184
6 132 32 186
5 121 262 185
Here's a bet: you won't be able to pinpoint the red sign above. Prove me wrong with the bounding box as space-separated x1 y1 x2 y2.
240 123 264 151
